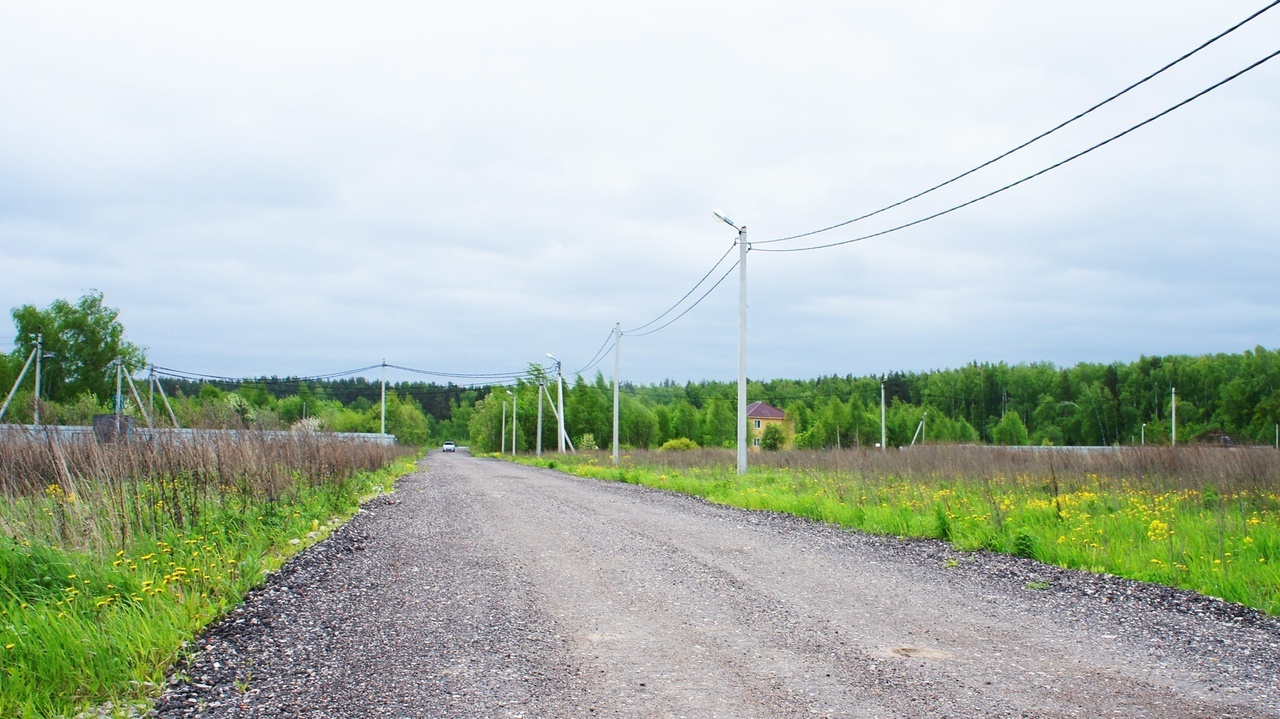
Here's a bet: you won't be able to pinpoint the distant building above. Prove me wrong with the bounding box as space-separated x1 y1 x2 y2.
746 401 787 450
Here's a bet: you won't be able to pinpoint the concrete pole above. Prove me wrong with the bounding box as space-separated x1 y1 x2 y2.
0 347 37 422
537 380 544 457
115 359 124 435
880 380 887 450
1171 386 1177 446
737 226 748 476
380 360 387 436
33 333 43 426
1141 423 1145 445
613 323 621 466
557 362 566 453
501 401 507 454
512 392 517 456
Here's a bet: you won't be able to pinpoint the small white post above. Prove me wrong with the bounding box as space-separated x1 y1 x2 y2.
1141 423 1145 446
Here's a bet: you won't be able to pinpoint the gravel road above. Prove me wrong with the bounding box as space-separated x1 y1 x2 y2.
155 452 1280 718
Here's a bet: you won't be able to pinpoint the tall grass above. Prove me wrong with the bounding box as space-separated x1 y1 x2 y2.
526 446 1280 614
0 431 414 718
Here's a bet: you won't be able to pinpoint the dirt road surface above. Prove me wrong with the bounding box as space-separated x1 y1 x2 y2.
157 452 1280 718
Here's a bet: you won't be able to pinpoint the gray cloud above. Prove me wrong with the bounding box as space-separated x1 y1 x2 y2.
1 1 1277 385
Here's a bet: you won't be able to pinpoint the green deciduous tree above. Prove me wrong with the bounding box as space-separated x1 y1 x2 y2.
10 291 146 403
992 410 1030 446
760 423 785 451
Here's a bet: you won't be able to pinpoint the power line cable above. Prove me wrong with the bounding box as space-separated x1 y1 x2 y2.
755 48 1280 254
152 364 383 383
755 0 1280 246
574 341 616 376
383 363 531 380
623 242 737 333
624 260 740 338
572 331 617 376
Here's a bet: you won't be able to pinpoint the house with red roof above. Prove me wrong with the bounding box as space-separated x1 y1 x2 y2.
746 401 788 450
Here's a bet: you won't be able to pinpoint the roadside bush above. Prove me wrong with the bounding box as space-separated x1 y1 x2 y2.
659 437 699 451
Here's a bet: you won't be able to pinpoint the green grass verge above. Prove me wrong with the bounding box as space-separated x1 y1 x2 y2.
519 455 1279 615
0 454 419 718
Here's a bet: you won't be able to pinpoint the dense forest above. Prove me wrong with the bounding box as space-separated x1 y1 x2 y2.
6 294 1279 450
467 348 1280 452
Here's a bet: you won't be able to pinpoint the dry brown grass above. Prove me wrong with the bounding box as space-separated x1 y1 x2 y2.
0 431 409 552
616 445 1280 494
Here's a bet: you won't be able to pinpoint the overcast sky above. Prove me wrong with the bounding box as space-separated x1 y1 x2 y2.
2 1 1277 387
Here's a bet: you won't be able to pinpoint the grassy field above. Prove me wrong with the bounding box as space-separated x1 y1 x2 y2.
0 432 416 719
520 446 1279 615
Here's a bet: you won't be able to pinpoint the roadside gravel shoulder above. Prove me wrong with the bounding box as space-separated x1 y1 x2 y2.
154 460 582 718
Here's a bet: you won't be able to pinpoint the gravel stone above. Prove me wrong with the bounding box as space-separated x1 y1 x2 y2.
155 453 1280 718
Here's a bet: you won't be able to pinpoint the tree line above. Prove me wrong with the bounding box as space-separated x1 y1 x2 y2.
467 349 1280 451
7 293 1280 450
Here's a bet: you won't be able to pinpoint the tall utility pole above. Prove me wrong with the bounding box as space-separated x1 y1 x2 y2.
714 210 748 476
613 322 621 466
557 363 565 453
547 354 565 453
737 221 747 473
380 360 387 436
1171 386 1177 446
511 390 518 456
536 379 544 457
880 379 887 450
501 401 507 454
33 333 43 426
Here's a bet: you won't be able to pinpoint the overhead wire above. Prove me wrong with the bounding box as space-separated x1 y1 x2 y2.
572 331 617 376
624 259 740 338
557 242 738 379
755 48 1280 254
622 242 737 334
151 364 383 383
754 0 1280 246
383 363 532 381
